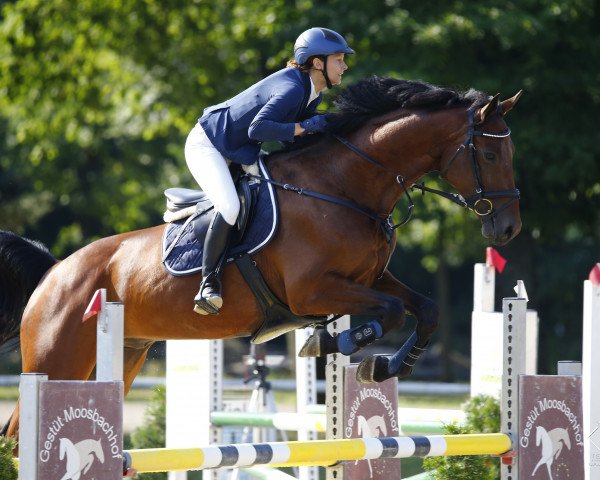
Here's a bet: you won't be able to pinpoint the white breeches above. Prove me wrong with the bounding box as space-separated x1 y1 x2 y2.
185 123 240 226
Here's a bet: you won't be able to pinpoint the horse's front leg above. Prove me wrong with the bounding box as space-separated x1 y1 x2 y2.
295 273 406 361
298 270 438 383
355 270 439 382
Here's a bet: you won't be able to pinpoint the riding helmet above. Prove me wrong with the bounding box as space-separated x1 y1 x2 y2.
294 27 354 65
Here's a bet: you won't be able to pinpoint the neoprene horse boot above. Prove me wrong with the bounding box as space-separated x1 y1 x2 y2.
194 212 233 315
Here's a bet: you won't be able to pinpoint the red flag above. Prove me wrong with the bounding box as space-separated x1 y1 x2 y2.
590 263 600 286
83 289 103 322
486 247 507 273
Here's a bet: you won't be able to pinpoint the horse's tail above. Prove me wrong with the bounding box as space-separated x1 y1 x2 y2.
0 231 57 345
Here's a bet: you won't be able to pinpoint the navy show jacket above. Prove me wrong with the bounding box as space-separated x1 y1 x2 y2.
198 67 322 165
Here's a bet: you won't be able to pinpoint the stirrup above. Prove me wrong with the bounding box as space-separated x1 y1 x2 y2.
193 275 223 315
193 289 223 315
193 297 221 315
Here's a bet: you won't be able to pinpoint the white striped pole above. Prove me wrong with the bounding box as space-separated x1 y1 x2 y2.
583 264 600 480
210 411 452 436
123 433 512 473
295 327 319 480
501 295 528 480
325 315 350 480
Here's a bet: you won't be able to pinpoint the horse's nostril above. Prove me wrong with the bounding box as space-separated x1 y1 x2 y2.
504 225 514 239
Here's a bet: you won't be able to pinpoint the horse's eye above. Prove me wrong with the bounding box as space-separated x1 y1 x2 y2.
483 151 496 162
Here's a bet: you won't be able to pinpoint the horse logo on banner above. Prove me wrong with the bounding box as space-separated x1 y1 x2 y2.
59 437 105 480
355 415 388 477
531 426 571 480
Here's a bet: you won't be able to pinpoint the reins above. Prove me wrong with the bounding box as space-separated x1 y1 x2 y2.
246 173 400 241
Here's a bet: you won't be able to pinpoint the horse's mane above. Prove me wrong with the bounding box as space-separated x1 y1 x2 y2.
273 76 490 155
327 76 489 134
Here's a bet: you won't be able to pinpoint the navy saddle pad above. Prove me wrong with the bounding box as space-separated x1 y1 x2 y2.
162 161 278 276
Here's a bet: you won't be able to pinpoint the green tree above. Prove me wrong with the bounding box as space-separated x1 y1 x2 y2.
0 436 17 480
0 0 598 373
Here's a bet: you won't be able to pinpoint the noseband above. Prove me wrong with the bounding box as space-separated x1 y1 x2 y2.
411 108 520 218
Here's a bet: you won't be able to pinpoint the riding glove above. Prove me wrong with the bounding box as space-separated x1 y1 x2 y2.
300 114 328 134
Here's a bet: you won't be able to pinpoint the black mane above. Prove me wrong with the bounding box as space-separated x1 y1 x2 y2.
326 76 490 135
273 77 490 155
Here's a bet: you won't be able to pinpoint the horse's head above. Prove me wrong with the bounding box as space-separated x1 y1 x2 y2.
440 91 523 245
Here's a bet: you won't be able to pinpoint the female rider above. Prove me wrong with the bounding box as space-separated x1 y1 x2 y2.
185 27 353 315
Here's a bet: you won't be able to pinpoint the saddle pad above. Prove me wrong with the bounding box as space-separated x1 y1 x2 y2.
162 160 278 276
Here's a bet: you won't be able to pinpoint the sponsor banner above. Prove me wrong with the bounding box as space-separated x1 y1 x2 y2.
519 375 584 479
343 364 400 479
37 381 123 479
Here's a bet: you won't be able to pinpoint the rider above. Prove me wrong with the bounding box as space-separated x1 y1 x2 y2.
185 27 354 315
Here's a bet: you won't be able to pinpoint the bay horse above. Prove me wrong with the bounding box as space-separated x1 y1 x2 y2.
0 77 522 441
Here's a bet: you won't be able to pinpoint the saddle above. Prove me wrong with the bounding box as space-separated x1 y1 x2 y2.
163 166 256 252
162 159 331 343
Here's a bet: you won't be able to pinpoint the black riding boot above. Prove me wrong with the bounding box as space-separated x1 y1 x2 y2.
194 212 233 315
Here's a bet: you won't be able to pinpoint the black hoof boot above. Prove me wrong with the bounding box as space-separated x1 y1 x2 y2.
356 355 392 384
356 331 427 383
298 329 338 357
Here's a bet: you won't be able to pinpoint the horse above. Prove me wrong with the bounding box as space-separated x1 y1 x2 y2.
0 77 522 442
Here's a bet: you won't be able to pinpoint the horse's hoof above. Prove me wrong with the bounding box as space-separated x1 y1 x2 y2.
356 355 390 384
298 329 336 357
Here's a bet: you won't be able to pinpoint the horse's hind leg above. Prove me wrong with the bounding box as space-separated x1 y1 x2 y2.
4 343 153 446
122 339 155 395
6 302 99 443
3 404 19 440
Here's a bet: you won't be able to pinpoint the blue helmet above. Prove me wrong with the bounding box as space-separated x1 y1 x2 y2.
294 28 354 65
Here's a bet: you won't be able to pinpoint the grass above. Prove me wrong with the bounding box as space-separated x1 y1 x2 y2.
0 388 17 402
0 385 154 402
399 393 469 409
1 385 469 407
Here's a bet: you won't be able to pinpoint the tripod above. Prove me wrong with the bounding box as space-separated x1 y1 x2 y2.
240 343 286 443
229 344 295 480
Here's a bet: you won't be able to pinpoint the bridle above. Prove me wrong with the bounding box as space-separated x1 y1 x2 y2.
333 106 520 224
410 108 520 218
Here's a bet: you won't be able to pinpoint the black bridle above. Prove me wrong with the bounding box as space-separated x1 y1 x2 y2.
250 107 519 240
410 108 520 217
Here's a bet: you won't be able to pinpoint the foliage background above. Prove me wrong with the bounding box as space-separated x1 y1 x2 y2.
0 0 598 377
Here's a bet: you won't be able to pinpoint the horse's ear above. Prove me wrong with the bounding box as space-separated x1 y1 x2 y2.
499 90 523 116
477 93 500 123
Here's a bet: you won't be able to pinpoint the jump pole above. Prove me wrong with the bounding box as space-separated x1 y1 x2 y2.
500 295 528 480
209 411 449 436
471 263 538 399
583 263 600 479
295 326 319 480
123 432 512 473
